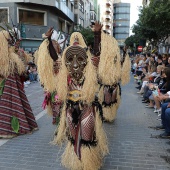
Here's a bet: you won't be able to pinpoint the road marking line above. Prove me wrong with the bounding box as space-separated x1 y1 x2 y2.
35 110 46 120
0 139 9 146
0 110 47 147
27 89 42 97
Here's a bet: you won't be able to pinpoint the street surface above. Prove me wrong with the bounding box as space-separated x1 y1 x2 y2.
0 77 170 170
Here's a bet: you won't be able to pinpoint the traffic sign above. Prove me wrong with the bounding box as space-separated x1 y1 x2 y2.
138 46 143 52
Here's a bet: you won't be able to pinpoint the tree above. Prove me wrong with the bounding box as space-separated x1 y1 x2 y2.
124 35 139 48
132 0 170 47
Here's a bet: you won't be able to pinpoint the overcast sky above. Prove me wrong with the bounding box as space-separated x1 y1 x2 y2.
120 0 143 35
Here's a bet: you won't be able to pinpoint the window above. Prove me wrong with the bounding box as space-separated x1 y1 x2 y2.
67 24 71 34
74 14 78 24
59 20 64 32
115 7 130 13
115 14 130 20
90 12 93 20
94 14 96 20
19 9 46 26
79 17 84 27
74 1 78 9
114 20 129 26
115 34 128 39
114 27 129 33
71 3 74 12
0 8 8 23
66 0 68 7
79 0 84 13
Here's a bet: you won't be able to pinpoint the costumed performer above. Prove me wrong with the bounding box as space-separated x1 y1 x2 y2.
37 22 108 170
97 35 131 122
0 27 38 138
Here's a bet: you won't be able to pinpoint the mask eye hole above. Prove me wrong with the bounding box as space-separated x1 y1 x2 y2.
77 56 84 62
67 56 74 63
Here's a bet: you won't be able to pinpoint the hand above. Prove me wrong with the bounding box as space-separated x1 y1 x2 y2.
45 27 54 38
93 21 103 32
149 84 153 89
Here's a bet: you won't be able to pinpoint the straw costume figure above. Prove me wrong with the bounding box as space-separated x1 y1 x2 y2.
40 29 63 125
96 31 121 122
0 26 38 138
38 22 109 170
97 35 131 122
121 46 131 86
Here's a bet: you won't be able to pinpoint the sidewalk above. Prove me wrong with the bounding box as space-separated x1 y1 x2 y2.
0 79 170 170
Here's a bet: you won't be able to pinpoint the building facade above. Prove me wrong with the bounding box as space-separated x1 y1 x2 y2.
74 0 96 29
0 0 74 52
98 0 114 35
113 1 130 47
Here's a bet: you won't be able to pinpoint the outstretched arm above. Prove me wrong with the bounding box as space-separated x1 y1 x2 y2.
93 21 103 57
91 22 103 67
45 27 58 61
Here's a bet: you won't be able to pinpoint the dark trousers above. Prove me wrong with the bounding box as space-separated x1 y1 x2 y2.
143 86 152 99
161 103 170 133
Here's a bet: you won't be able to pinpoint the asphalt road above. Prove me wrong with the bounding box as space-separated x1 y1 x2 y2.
0 77 170 170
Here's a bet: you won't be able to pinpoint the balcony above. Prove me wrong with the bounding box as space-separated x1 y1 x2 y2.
105 15 111 20
59 2 74 21
106 7 112 13
105 26 111 31
104 21 111 27
106 29 111 34
106 0 112 6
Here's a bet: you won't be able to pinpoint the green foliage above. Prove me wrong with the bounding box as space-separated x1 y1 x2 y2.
124 35 139 48
132 0 170 46
0 79 5 96
11 116 19 133
56 117 60 126
74 25 94 47
51 91 56 103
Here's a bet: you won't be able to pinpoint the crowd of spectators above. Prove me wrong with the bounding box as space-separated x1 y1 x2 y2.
132 52 170 138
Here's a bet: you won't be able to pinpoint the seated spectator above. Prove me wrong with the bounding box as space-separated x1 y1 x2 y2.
137 64 157 94
157 54 163 66
142 65 164 103
153 67 170 111
135 66 148 89
32 65 38 81
162 54 168 66
28 65 34 82
136 55 145 76
156 102 170 138
148 55 157 73
166 56 170 67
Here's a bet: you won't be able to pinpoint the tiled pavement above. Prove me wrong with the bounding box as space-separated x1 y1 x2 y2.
0 77 170 170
